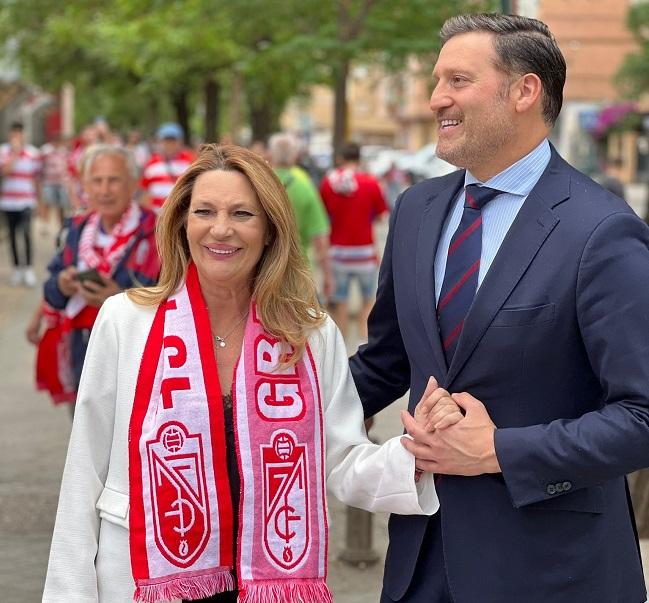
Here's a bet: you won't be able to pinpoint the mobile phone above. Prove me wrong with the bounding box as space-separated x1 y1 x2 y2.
73 268 105 286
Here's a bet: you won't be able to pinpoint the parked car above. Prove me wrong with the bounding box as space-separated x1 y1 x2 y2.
366 144 456 182
401 144 456 180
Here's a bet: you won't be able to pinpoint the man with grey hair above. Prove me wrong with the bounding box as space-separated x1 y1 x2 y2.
43 145 160 401
269 132 333 300
351 13 649 603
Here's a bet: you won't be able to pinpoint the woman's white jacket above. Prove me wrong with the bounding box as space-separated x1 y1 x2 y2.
43 293 438 602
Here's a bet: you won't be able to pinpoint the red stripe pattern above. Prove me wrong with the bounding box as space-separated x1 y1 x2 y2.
437 185 501 362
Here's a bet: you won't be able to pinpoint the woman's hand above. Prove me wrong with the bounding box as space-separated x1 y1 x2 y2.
414 377 464 431
411 377 463 482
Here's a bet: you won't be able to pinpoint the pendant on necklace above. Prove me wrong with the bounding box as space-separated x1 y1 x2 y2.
214 336 226 348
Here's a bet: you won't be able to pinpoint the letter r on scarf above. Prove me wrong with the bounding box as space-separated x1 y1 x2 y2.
161 377 191 409
255 337 297 376
256 381 305 421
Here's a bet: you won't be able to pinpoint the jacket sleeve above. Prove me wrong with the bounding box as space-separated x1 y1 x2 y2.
319 317 438 515
42 298 119 602
43 246 72 310
496 212 649 507
349 192 411 417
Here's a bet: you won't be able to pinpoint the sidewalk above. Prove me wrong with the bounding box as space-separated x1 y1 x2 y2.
0 217 647 602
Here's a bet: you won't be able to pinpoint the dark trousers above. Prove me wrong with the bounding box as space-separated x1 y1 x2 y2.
380 513 454 603
3 208 33 267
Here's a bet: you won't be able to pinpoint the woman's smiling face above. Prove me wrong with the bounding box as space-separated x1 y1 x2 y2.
186 169 269 290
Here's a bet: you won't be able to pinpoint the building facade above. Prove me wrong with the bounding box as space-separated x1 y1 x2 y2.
282 0 645 179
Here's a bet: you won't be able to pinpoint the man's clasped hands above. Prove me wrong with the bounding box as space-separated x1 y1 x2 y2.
402 377 502 478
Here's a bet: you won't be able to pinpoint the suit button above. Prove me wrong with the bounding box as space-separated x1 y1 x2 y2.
562 481 572 491
555 482 564 493
546 484 556 495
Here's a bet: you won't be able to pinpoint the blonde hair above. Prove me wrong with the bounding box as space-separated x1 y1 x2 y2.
128 144 325 364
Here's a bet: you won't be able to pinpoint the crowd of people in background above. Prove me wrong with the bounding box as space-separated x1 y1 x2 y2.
5 114 637 418
1 117 398 411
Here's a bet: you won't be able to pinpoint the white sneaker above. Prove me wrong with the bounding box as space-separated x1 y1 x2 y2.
23 267 37 287
10 268 23 287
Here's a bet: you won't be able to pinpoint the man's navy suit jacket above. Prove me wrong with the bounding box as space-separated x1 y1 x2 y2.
350 148 649 603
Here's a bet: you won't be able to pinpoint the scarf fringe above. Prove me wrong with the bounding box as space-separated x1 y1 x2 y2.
239 579 334 603
134 569 234 603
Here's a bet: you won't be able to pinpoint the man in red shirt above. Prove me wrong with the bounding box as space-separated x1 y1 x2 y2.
140 123 194 214
320 142 388 340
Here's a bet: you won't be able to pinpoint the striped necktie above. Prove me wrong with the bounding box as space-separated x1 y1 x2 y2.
437 184 501 362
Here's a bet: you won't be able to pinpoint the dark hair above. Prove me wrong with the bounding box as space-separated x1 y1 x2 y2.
440 13 566 126
9 121 24 131
341 142 361 162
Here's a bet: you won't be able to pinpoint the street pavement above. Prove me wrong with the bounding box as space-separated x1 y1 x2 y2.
1 215 648 602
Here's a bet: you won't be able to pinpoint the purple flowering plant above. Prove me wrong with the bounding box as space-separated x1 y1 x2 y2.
591 102 641 139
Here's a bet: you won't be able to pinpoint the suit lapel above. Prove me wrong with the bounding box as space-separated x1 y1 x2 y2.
446 154 569 386
415 171 465 375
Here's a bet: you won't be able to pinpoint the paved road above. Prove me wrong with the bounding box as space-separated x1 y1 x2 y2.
0 217 647 602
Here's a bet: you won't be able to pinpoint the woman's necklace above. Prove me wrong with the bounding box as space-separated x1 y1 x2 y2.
211 312 249 348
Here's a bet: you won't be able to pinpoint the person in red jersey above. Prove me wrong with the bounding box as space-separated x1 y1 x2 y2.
320 142 388 339
140 122 194 214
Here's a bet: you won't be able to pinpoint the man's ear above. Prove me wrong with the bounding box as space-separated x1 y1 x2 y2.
511 73 543 115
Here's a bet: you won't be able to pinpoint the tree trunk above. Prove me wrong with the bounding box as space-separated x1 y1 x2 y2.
332 59 350 166
204 76 220 144
146 96 159 139
249 100 276 145
229 71 243 144
171 88 191 145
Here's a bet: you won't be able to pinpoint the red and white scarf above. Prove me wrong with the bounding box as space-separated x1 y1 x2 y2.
35 302 76 405
78 201 141 274
66 202 142 320
129 263 331 603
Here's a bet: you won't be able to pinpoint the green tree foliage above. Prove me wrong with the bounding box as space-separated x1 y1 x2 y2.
0 0 490 146
617 1 649 97
284 0 492 156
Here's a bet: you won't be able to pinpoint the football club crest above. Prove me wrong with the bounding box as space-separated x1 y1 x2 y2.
147 421 210 567
262 430 310 571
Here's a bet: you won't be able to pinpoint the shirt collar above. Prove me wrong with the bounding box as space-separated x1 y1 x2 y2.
464 139 551 197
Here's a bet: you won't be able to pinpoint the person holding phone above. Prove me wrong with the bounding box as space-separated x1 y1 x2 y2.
43 145 161 405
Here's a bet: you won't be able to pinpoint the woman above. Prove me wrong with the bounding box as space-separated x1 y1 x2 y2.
43 145 459 603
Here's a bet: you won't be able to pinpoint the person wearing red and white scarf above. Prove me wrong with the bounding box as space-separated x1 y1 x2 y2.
43 145 458 603
42 145 160 401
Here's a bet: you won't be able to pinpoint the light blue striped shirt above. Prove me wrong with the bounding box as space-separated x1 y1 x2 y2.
434 139 552 302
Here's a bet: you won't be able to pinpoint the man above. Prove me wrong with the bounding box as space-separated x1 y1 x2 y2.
0 121 42 286
44 145 160 398
321 142 388 339
40 134 71 229
350 13 649 603
140 122 193 213
268 132 334 300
